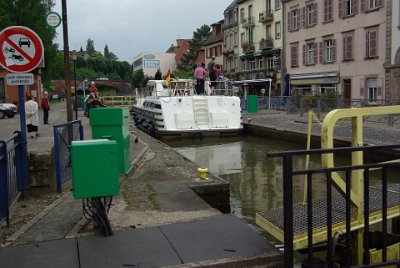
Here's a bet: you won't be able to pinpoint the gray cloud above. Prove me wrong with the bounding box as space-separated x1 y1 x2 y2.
54 0 232 62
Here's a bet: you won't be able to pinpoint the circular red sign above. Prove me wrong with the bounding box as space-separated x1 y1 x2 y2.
0 26 44 73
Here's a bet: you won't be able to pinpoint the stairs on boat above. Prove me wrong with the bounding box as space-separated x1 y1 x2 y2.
193 97 210 129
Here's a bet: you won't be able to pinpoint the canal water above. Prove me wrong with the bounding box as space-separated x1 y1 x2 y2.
165 135 389 240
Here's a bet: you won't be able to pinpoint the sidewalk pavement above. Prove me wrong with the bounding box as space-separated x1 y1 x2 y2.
243 109 400 146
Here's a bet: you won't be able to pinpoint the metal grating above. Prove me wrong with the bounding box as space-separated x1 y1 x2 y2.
258 183 400 237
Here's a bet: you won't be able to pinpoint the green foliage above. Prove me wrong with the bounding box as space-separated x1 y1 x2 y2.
86 38 95 56
173 70 193 79
182 24 212 65
132 69 144 88
0 0 57 86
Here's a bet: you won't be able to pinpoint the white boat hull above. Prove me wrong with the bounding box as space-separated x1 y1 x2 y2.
132 95 243 137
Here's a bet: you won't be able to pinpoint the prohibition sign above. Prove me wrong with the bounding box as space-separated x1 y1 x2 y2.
0 26 44 73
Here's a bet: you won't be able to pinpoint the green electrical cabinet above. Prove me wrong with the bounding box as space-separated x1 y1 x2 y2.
90 107 132 174
247 95 258 113
71 139 119 199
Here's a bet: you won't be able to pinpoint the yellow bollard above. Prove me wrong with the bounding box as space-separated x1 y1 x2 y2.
197 167 208 181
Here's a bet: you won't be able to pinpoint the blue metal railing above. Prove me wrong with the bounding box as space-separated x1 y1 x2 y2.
0 131 27 225
53 120 84 193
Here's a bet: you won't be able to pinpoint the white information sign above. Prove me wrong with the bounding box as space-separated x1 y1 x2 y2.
6 73 34 85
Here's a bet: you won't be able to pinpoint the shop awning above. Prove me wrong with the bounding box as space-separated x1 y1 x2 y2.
290 72 339 85
240 48 281 60
232 78 272 85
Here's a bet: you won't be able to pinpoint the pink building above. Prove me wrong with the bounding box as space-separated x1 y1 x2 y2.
282 0 386 104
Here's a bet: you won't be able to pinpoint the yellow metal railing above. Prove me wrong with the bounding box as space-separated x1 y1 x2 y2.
101 96 136 111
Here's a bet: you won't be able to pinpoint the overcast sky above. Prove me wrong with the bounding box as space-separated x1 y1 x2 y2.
53 0 233 62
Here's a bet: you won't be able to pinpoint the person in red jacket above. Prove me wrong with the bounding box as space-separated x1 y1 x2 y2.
41 91 50 124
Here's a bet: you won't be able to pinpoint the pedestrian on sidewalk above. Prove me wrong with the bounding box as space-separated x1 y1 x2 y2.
25 96 40 138
41 91 50 124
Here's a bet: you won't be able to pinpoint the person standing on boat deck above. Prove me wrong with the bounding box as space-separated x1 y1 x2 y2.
214 64 222 89
25 96 40 138
208 56 216 88
155 69 162 80
41 91 50 124
194 63 207 95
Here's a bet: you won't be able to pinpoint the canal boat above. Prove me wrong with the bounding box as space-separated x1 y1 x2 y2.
132 79 243 138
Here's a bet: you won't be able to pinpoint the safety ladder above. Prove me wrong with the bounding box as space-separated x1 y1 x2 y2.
193 97 210 129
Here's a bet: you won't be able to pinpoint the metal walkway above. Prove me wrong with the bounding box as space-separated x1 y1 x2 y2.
256 183 400 250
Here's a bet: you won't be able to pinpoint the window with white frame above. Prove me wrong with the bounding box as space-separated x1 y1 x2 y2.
234 32 238 47
365 28 378 58
324 38 336 62
275 0 281 10
266 25 272 38
306 3 317 27
224 35 228 48
250 60 256 70
305 42 316 65
288 8 300 31
367 0 381 10
241 32 245 46
267 58 273 69
259 59 263 69
344 0 355 16
229 34 234 48
240 8 245 23
367 78 377 103
275 22 281 39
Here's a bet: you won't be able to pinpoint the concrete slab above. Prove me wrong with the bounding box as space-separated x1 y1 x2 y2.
78 227 182 268
0 238 79 268
159 215 277 264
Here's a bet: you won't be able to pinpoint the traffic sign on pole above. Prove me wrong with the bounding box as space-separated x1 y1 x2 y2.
0 26 44 73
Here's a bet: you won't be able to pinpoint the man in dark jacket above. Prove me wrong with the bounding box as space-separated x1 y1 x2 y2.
41 91 50 124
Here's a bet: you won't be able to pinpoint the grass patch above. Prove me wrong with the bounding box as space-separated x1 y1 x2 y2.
145 183 161 211
121 184 133 209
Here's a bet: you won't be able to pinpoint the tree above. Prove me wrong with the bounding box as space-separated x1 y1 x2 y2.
104 44 118 61
132 69 144 88
181 24 211 67
86 38 95 56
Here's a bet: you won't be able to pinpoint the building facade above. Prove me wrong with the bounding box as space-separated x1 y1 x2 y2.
235 0 283 94
283 0 386 104
132 52 176 78
204 20 224 68
166 39 191 65
223 0 240 79
385 0 400 102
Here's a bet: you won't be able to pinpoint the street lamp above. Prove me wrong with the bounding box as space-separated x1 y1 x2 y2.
71 50 78 120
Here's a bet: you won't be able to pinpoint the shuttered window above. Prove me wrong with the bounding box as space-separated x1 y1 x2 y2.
291 43 299 67
324 0 333 22
343 32 354 60
365 29 377 58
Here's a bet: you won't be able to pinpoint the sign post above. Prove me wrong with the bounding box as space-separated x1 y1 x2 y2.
0 26 44 191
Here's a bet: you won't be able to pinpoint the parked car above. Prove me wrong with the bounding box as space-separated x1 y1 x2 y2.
0 101 18 119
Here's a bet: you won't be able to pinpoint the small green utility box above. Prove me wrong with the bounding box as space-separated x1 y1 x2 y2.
247 95 258 113
71 139 119 199
90 107 132 175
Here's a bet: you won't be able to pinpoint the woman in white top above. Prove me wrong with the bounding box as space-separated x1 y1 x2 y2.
25 96 40 138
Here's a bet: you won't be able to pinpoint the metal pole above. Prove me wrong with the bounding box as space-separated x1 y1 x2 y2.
17 86 29 191
73 61 78 120
61 0 73 122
